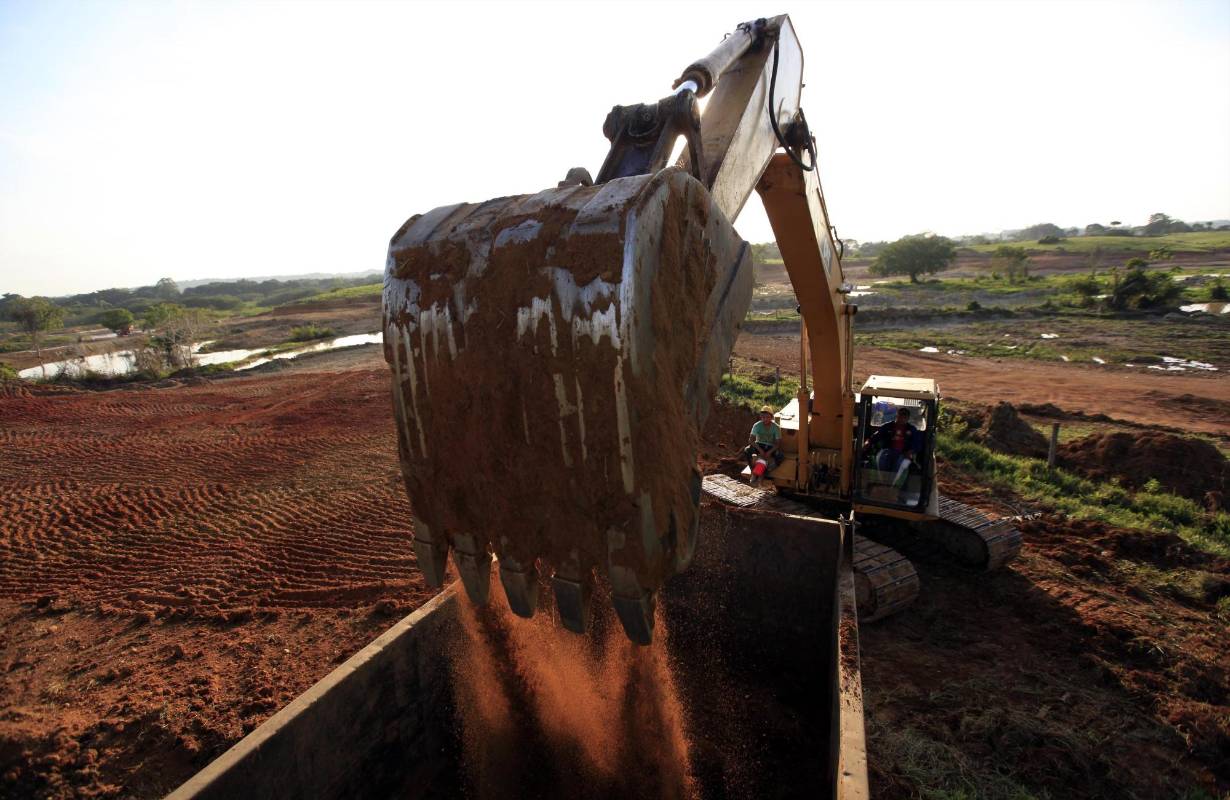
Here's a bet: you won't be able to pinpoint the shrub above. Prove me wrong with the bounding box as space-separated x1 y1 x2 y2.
1108 265 1183 310
288 324 335 342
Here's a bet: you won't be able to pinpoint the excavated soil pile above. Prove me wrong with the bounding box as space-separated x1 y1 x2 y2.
0 367 436 798
1058 431 1228 500
962 401 1050 458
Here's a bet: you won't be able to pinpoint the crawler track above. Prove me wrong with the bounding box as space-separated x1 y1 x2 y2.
927 495 1024 571
701 474 920 622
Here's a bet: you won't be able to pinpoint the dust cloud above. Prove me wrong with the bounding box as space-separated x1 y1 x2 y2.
449 583 695 799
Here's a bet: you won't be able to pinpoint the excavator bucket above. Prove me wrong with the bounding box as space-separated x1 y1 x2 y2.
383 167 752 644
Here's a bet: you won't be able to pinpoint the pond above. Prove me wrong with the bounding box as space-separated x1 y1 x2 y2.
18 333 383 380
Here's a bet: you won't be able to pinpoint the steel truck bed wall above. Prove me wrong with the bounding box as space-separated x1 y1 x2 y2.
169 504 867 799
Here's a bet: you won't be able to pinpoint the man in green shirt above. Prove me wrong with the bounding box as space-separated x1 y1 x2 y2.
745 405 784 476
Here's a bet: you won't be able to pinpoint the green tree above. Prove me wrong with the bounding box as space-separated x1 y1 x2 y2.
870 235 957 283
99 308 135 334
1016 223 1064 241
143 303 208 368
154 277 181 299
1083 223 1107 236
1209 280 1229 302
991 245 1030 284
6 297 66 379
1108 261 1182 310
1143 212 1191 236
750 242 781 264
142 302 184 330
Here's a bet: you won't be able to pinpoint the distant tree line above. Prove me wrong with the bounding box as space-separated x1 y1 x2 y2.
1 272 381 332
846 212 1228 255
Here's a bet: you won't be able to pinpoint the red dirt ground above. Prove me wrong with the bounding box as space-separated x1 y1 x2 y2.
0 357 436 797
3 339 1229 798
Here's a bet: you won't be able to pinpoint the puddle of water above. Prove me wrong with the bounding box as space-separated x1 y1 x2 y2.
1040 333 1059 339
1059 355 1070 362
18 333 382 381
1180 302 1229 314
1092 357 1106 364
919 346 940 353
847 291 876 298
234 333 382 371
945 349 967 356
18 350 138 380
1151 355 1218 372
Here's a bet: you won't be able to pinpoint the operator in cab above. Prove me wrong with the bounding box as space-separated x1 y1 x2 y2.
865 407 920 474
745 405 784 472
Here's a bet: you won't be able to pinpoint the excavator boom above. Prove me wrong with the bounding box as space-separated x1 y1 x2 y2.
383 16 813 644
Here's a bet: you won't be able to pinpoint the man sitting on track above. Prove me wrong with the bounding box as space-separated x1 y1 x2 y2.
745 405 784 479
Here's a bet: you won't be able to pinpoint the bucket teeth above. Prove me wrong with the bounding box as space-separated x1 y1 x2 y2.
609 565 656 645
410 519 449 588
498 557 540 619
452 533 492 605
552 571 593 635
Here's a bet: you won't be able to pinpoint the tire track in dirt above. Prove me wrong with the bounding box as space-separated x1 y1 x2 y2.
0 369 433 620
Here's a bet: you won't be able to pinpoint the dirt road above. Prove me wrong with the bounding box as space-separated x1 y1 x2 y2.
736 333 1230 438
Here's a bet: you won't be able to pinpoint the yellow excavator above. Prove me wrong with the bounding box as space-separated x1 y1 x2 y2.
382 14 1020 646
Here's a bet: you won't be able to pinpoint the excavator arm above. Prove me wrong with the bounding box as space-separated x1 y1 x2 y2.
757 154 856 496
382 15 835 644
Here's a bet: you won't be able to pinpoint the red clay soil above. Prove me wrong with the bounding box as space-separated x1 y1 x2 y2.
862 468 1230 799
0 366 436 798
961 401 1052 458
1058 430 1228 501
4 339 1229 798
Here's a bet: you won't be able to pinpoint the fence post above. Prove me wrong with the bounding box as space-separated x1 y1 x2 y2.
1048 423 1060 468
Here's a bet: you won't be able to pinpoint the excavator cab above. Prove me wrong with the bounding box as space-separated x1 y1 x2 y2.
852 375 939 518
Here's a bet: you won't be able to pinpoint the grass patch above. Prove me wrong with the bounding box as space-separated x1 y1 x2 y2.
868 718 1046 800
717 372 800 411
855 314 1230 368
937 430 1230 558
966 231 1230 255
289 283 382 305
288 324 335 342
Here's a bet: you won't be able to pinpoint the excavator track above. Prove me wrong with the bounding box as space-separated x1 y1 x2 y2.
701 474 920 623
924 495 1024 572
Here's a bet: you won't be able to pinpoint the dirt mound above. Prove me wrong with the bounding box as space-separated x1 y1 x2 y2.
965 401 1050 458
1017 401 1116 424
1157 392 1230 418
1058 431 1228 500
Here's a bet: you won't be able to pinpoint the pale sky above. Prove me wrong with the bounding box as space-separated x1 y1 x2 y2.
2 0 1228 297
